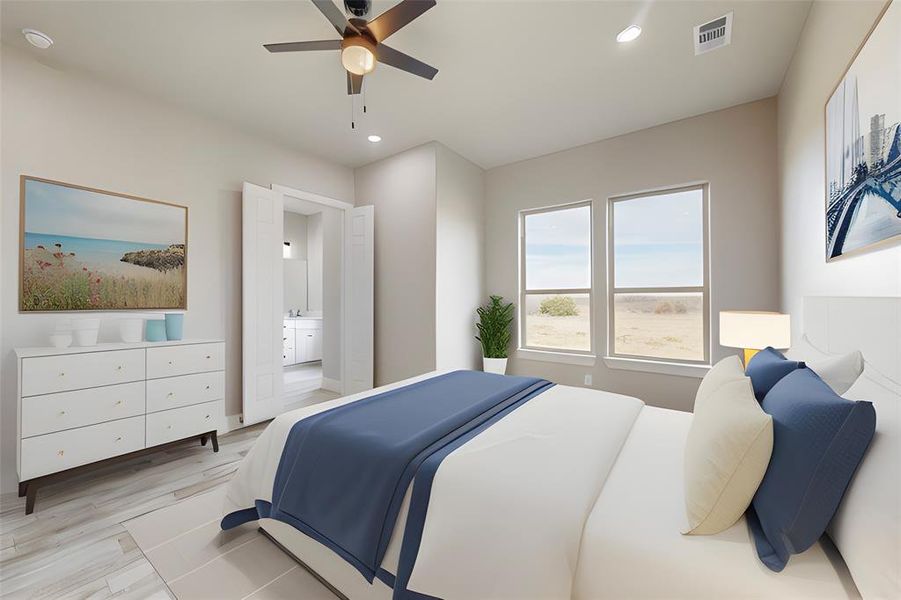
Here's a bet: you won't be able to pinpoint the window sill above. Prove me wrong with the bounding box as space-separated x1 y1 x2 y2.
603 356 710 378
516 348 596 367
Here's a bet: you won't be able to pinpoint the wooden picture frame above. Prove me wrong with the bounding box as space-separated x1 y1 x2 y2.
824 0 900 261
19 176 188 312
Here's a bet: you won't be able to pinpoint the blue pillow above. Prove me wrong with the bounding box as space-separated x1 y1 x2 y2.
745 347 804 400
748 367 876 572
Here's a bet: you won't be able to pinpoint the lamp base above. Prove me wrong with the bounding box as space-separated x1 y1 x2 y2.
743 348 759 367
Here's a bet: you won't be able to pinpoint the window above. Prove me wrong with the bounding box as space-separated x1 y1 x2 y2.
608 185 709 364
519 202 593 354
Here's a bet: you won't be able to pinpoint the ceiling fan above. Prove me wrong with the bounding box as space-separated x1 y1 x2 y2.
264 0 438 96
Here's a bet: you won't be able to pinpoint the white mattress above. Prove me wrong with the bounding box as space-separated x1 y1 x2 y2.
573 405 861 600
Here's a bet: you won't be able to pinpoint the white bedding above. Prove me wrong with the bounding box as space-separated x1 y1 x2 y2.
225 372 858 599
574 405 859 599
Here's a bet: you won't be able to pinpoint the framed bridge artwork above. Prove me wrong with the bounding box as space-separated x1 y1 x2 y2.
824 0 900 261
19 176 188 311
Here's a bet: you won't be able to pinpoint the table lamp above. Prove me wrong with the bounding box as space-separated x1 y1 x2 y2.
719 311 791 366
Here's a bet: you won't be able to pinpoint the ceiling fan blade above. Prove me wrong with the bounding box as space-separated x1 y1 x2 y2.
375 44 438 80
312 0 359 35
366 0 436 43
264 40 342 53
347 72 363 95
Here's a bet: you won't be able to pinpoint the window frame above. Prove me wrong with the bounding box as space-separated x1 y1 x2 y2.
606 183 711 366
518 199 594 356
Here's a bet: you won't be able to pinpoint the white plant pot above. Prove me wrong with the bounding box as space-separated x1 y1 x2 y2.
483 357 508 375
74 328 99 347
119 318 144 343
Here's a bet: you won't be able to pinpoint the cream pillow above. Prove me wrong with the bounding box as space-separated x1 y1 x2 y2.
683 356 773 535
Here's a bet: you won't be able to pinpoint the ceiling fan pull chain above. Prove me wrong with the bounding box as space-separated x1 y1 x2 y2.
351 92 355 129
363 80 367 114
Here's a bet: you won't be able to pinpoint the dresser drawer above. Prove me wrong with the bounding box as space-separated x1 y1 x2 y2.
146 372 224 413
146 400 223 447
146 343 224 379
22 382 145 438
20 416 145 480
21 350 145 397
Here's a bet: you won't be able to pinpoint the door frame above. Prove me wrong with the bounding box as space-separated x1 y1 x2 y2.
272 184 354 397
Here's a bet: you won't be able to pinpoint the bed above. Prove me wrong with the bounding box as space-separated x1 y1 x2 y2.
222 297 899 599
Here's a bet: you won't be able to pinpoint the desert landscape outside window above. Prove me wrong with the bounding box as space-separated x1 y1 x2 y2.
519 201 593 353
608 185 710 363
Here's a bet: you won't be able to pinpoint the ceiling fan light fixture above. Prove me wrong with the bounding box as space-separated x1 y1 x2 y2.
616 25 642 43
341 38 376 75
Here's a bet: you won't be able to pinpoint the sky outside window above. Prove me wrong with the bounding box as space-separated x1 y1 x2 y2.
524 205 591 290
613 189 703 288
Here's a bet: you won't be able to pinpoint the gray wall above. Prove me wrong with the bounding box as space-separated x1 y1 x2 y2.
484 98 781 411
354 144 438 385
778 0 900 324
435 144 485 371
0 45 354 494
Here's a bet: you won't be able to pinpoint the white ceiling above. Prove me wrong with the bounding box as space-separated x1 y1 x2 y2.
1 0 811 169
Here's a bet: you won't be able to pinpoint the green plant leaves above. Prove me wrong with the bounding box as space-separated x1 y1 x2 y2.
475 295 514 359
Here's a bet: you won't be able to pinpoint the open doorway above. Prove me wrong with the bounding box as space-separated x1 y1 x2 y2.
241 182 373 426
282 199 338 408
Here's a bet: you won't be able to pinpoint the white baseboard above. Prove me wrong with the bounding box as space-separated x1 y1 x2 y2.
321 377 342 393
223 413 245 433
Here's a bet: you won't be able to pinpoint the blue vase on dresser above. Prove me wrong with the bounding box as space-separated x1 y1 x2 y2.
165 313 184 341
145 319 167 342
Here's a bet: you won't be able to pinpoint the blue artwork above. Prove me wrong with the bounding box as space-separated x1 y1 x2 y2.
825 1 900 260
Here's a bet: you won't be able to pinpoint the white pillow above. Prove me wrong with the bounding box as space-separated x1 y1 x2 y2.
828 365 900 600
683 356 773 535
785 336 863 395
694 354 744 410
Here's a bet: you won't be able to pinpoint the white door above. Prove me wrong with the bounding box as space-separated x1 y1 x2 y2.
242 182 284 425
344 205 374 394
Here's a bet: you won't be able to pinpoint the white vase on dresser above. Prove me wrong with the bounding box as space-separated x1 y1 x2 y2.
15 338 225 514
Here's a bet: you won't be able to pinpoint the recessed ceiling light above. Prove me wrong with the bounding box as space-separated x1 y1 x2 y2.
23 29 53 49
616 25 642 43
367 135 382 143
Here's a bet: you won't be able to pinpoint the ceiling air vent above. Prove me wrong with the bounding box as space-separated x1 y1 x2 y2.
694 12 733 55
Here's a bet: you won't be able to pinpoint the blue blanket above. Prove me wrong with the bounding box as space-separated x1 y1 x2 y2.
222 370 552 594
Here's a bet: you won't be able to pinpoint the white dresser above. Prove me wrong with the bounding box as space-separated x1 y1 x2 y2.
15 339 225 514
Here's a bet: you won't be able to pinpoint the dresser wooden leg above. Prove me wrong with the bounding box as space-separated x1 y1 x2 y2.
210 431 219 453
25 484 37 515
18 481 27 498
200 433 209 446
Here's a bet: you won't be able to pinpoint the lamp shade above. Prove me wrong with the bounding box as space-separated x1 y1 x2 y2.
720 311 791 350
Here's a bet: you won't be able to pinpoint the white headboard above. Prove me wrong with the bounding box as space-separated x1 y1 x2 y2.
802 296 900 382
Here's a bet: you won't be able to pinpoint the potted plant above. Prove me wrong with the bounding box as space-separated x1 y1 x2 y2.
475 295 514 374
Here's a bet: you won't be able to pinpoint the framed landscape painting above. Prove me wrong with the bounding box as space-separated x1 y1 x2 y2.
825 0 900 261
20 176 188 311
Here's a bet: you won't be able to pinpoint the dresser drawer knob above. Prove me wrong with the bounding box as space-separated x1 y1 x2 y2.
57 450 64 457
116 365 123 371
167 392 175 397
59 372 65 377
167 425 172 429
168 360 173 365
205 355 212 359
115 400 122 406
59 410 66 416
205 385 211 390
115 436 122 442
205 414 211 419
